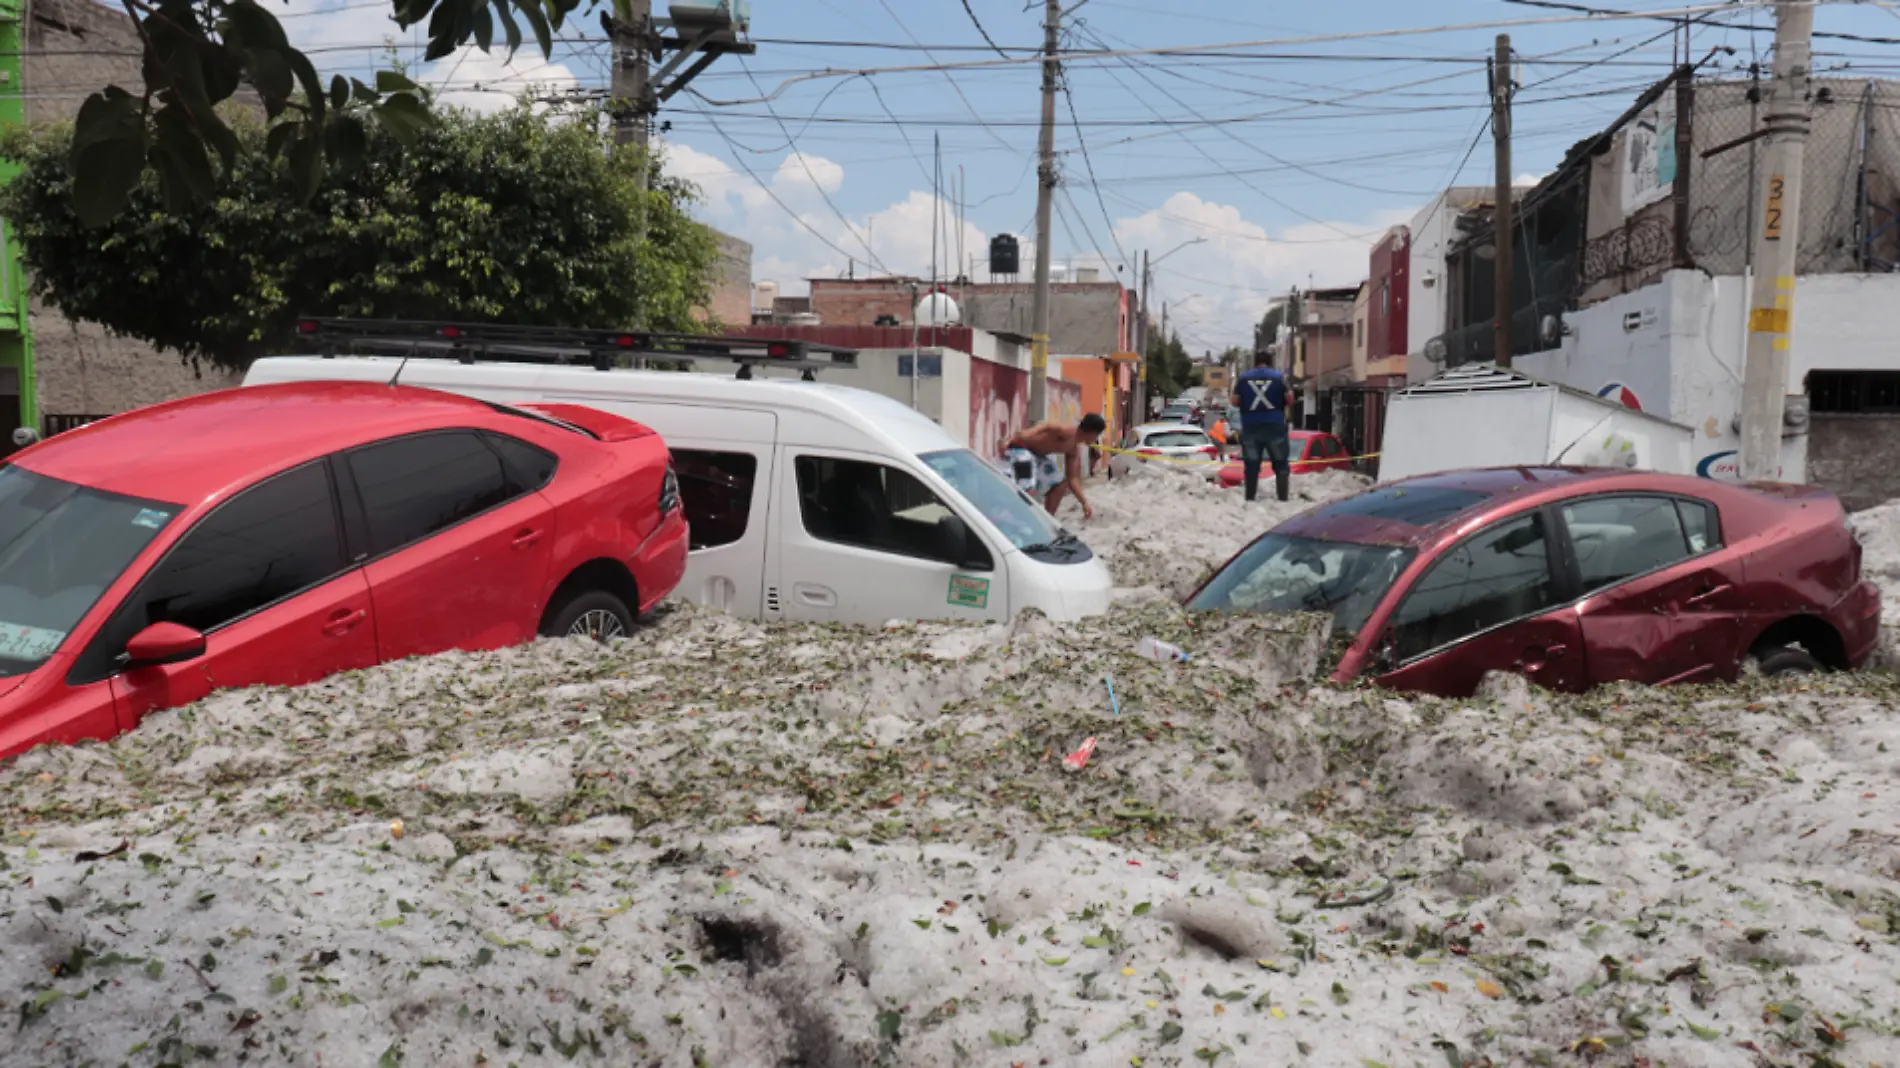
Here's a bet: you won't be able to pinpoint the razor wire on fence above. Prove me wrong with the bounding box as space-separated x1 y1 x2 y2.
1574 76 1900 307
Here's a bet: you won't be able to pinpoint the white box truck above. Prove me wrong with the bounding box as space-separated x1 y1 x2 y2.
1378 364 1695 483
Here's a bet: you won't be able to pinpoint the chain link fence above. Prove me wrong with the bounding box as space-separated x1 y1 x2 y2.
1578 76 1900 307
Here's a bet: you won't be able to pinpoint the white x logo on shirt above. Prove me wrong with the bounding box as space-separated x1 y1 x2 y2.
1246 379 1279 411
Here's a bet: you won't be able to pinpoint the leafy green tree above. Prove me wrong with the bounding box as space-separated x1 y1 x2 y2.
55 0 634 226
1144 332 1194 401
1 105 718 372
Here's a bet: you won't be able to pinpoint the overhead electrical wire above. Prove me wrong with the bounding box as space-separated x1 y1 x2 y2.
957 0 1013 59
698 112 890 276
1059 80 1132 275
687 3 1773 106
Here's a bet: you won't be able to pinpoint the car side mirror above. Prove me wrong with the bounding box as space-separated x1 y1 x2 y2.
124 622 206 669
936 514 991 571
1371 630 1398 674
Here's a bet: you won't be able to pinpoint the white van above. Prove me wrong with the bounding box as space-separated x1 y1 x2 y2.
243 352 1113 626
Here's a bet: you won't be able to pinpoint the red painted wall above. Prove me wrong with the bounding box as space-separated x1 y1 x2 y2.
1368 229 1410 359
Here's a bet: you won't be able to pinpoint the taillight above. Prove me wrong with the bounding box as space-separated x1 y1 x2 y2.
1137 447 1161 456
659 465 680 513
1199 445 1218 456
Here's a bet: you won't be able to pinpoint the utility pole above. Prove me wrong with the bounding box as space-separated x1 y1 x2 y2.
1027 0 1060 423
610 0 653 150
1738 1 1814 482
1491 34 1515 369
1134 249 1151 437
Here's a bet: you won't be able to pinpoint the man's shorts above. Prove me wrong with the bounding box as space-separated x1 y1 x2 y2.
1005 447 1065 495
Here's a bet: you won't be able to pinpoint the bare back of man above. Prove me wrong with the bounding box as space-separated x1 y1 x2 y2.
1005 415 1105 519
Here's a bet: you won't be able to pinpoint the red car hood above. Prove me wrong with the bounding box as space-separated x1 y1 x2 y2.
0 675 24 701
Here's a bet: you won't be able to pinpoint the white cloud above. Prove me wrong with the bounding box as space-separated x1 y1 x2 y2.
1515 172 1547 187
772 153 845 199
419 45 584 116
1109 192 1412 351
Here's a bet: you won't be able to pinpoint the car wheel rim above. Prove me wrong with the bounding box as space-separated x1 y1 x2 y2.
569 609 626 641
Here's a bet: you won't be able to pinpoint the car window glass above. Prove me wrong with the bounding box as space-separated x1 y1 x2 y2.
673 449 759 551
349 432 515 556
1391 512 1556 661
1325 437 1348 458
1676 498 1718 553
1561 496 1692 592
75 462 343 681
482 432 558 494
795 455 992 569
1144 431 1209 448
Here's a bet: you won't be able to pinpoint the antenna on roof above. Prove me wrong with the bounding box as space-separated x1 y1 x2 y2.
388 353 412 387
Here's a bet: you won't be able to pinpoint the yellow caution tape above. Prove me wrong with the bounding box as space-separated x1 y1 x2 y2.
1096 444 1382 468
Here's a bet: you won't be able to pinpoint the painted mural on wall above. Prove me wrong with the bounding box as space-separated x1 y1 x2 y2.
969 357 1087 459
970 357 1028 460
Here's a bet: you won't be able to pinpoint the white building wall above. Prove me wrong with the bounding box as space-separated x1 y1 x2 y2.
1515 269 1900 483
1404 189 1491 383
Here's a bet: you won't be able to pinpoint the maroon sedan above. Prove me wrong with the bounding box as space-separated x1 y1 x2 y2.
1187 467 1880 697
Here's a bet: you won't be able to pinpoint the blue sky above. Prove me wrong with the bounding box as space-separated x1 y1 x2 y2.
275 0 1900 350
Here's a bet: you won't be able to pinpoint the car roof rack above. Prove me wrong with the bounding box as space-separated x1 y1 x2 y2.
294 317 858 379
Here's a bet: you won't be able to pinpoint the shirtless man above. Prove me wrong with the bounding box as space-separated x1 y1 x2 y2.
1004 413 1106 519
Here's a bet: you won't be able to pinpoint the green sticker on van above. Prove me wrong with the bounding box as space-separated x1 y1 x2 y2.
947 574 990 609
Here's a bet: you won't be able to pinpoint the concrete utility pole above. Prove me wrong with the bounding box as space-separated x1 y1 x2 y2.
1135 248 1151 439
1027 0 1061 423
1491 34 1515 369
1738 1 1814 482
605 0 754 150
611 0 653 150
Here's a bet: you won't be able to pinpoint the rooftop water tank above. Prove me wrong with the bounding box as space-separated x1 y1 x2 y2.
916 290 962 326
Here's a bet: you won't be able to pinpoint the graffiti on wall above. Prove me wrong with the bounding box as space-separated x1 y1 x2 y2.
969 357 1088 459
1050 378 1083 428
970 357 1028 459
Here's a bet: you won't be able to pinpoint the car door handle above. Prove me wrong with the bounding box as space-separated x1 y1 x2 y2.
511 528 544 550
794 584 837 607
1514 644 1564 672
323 609 367 637
1685 584 1732 607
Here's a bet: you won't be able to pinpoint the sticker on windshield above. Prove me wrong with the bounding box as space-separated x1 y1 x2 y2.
131 508 171 530
947 574 990 610
0 623 67 662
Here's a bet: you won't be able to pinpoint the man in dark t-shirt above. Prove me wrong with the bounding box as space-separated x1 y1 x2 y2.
1233 351 1290 503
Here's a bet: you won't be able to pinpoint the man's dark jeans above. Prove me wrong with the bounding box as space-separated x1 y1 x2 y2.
1240 422 1290 502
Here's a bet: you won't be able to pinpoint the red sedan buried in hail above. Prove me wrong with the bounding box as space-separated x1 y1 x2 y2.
0 381 688 760
1214 430 1354 486
1186 466 1880 697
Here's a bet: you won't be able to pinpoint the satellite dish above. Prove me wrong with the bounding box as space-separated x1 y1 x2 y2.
1423 337 1449 364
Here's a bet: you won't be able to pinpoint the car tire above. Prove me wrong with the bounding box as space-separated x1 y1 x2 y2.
1753 645 1821 678
540 590 634 642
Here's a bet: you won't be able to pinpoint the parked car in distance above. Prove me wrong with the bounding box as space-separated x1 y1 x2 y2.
1111 423 1220 476
1157 404 1199 424
0 381 687 761
1186 466 1879 697
1214 430 1354 487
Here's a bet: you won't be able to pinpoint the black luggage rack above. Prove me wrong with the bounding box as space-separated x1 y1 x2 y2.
295 317 858 379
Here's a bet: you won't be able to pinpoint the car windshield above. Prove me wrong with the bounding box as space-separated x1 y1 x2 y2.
920 449 1067 552
0 466 179 677
1188 533 1415 637
1144 431 1208 448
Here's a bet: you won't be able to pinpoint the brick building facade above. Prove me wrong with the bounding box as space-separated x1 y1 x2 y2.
806 277 1135 356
